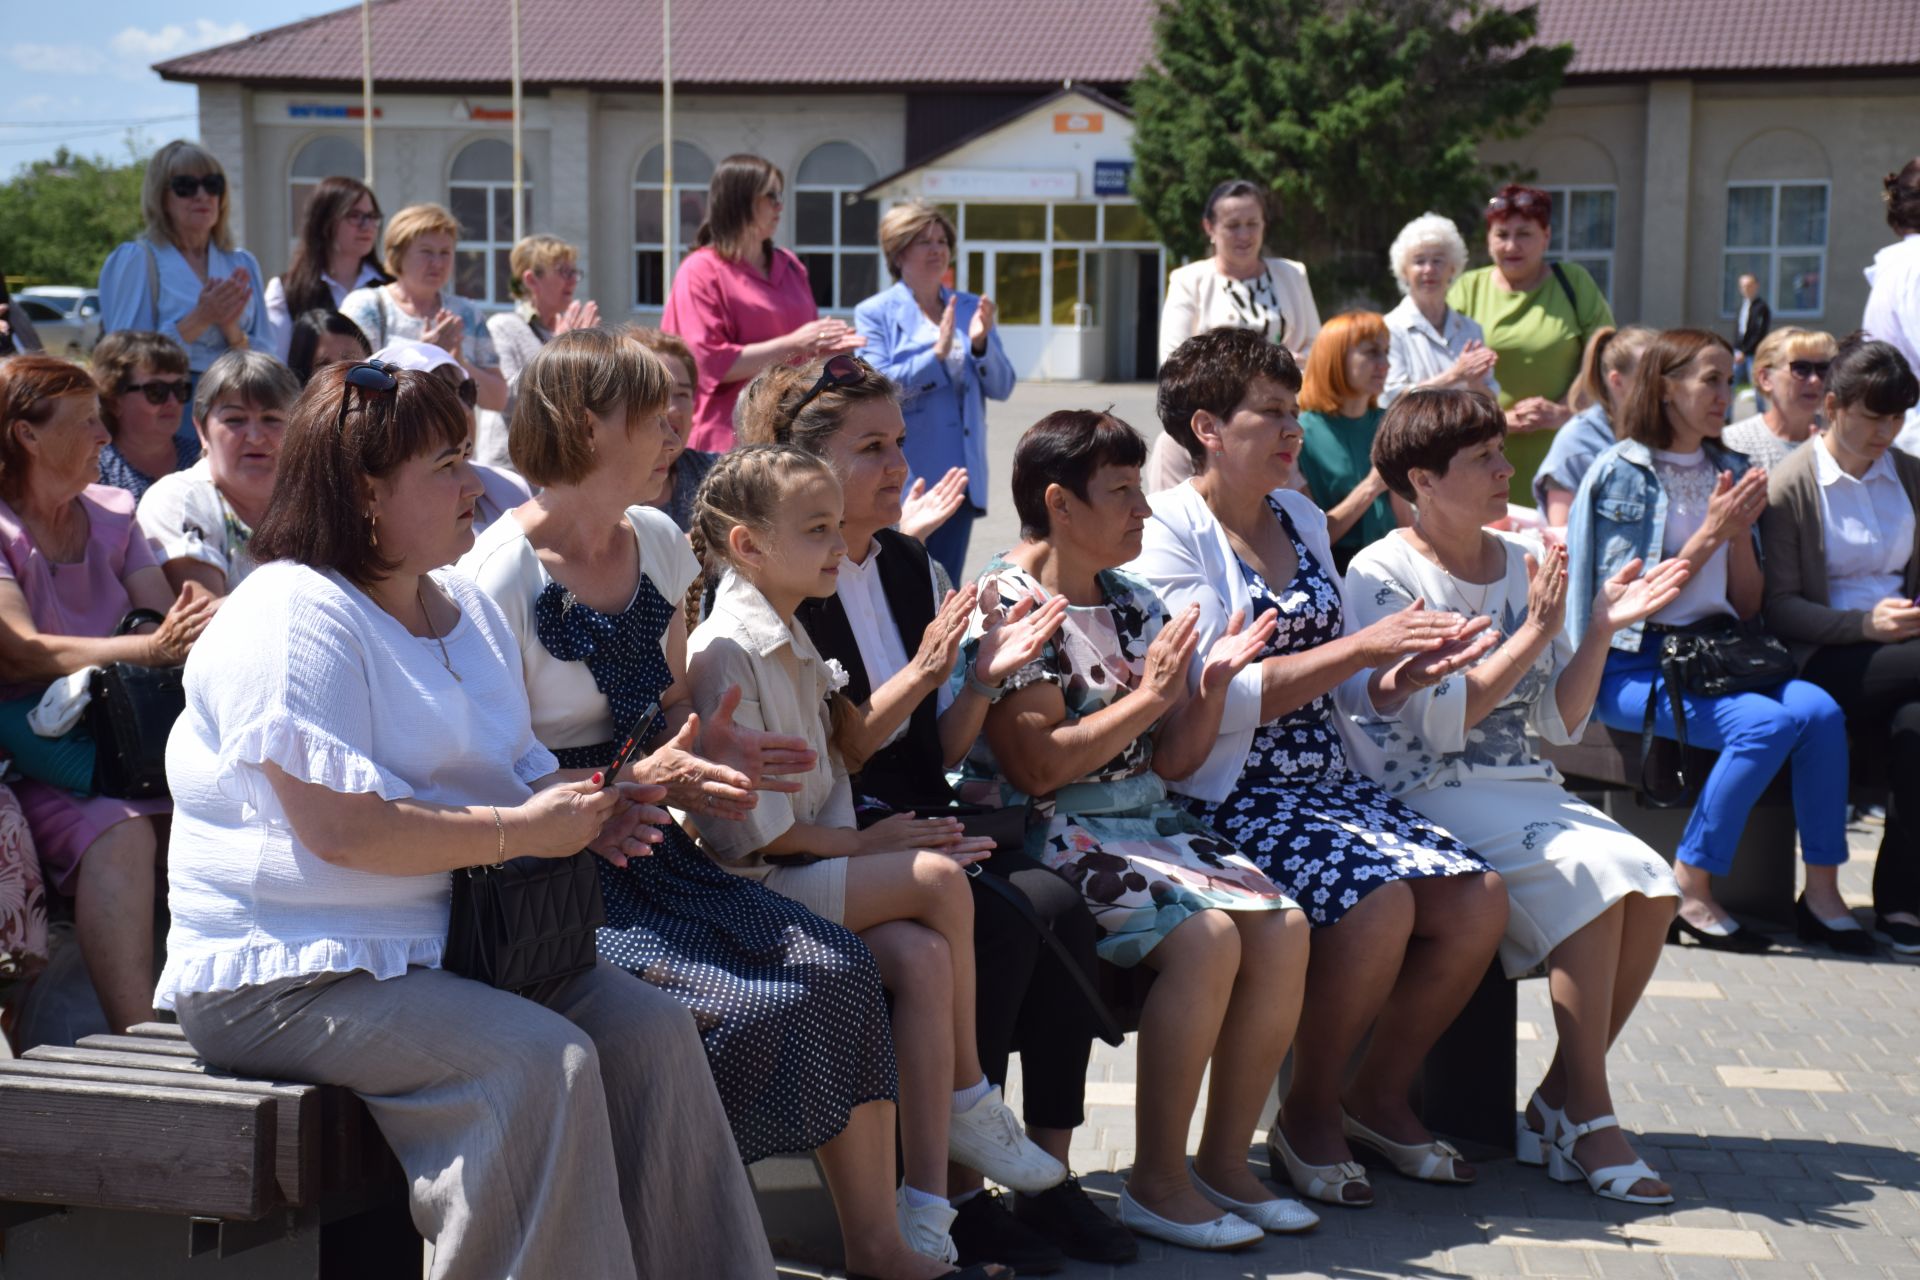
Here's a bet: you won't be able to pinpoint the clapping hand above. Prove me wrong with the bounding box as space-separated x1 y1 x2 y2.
933 296 958 361
972 590 1070 688
909 584 977 687
1448 340 1499 387
1522 544 1569 637
1391 614 1499 689
633 714 759 820
790 317 864 359
1198 607 1280 697
554 299 600 335
696 685 815 794
1139 603 1203 707
1702 467 1769 543
1596 556 1691 633
969 297 997 353
422 308 465 355
1351 597 1475 668
898 467 969 541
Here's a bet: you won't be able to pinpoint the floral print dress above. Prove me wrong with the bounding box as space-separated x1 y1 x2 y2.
961 556 1296 969
1188 502 1489 927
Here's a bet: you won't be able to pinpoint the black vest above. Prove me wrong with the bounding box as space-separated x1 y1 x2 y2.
796 529 954 809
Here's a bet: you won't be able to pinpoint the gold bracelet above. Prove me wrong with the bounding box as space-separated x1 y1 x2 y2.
490 806 505 863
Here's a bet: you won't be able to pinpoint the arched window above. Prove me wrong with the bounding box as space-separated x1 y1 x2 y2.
632 142 714 307
449 139 531 306
794 142 879 311
289 136 365 232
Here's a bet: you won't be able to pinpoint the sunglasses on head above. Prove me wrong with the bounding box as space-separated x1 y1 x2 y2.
335 360 401 436
1787 360 1831 381
788 354 865 421
122 378 189 406
1487 190 1548 217
454 378 478 409
169 173 227 199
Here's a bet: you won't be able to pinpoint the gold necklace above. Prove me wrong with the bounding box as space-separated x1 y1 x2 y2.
417 581 461 682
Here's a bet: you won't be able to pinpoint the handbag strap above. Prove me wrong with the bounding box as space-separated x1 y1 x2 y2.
1638 639 1694 807
966 864 1126 1048
114 609 166 637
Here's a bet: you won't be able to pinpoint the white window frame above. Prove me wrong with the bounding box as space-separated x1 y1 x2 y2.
448 140 529 310
1539 184 1618 306
632 142 713 310
1722 179 1830 319
792 143 881 315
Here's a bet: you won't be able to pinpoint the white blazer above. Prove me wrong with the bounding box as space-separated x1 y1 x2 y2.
1125 480 1372 804
1157 257 1322 367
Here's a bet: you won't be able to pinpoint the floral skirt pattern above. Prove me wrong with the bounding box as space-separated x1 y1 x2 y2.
1037 796 1297 969
1194 715 1488 928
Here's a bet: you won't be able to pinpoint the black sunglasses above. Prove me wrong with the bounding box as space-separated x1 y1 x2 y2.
169 173 227 199
1787 360 1831 381
335 360 400 436
121 378 190 406
788 354 866 421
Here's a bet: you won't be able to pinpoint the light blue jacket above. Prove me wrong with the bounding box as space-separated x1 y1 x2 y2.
1566 435 1756 652
1531 402 1617 510
853 282 1015 510
99 237 269 374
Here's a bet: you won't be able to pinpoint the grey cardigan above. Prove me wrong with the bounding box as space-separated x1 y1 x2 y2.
1759 441 1920 667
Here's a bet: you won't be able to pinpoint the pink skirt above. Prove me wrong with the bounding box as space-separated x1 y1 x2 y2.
11 780 168 895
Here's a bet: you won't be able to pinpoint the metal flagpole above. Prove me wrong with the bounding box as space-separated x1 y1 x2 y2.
361 0 374 183
510 0 525 243
661 0 674 299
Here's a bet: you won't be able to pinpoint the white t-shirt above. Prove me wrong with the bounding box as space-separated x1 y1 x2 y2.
1651 448 1734 627
835 538 953 751
1815 440 1914 613
135 458 260 590
458 504 700 752
155 561 557 1008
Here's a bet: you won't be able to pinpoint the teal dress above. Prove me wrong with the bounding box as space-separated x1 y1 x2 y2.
1299 406 1391 572
959 557 1297 968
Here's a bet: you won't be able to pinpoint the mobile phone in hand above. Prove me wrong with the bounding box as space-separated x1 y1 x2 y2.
602 700 662 788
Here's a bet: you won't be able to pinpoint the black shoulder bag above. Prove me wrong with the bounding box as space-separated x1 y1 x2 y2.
87 609 187 800
1637 616 1796 807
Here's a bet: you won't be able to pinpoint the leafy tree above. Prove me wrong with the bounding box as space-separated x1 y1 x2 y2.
0 144 148 288
1131 0 1572 308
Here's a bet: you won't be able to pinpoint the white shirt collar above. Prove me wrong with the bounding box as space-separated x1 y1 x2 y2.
1813 437 1896 489
711 571 809 660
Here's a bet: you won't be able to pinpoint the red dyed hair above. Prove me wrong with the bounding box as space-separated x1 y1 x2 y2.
0 355 100 501
1298 311 1389 415
1484 182 1552 230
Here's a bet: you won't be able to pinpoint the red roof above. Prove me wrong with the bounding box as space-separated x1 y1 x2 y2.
155 0 1920 88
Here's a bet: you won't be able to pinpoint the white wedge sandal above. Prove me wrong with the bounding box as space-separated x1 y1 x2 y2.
1548 1114 1674 1205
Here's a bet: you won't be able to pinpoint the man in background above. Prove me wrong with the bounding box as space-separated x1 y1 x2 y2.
1733 272 1772 411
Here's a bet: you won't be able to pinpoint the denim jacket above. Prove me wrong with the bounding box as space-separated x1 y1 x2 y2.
1565 435 1756 652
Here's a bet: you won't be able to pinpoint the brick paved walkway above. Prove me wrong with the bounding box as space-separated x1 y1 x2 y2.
781 820 1920 1280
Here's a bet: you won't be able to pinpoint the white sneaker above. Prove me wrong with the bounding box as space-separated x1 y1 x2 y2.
948 1086 1067 1194
894 1186 958 1263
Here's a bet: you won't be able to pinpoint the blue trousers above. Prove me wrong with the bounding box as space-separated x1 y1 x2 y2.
1594 647 1849 874
920 504 980 584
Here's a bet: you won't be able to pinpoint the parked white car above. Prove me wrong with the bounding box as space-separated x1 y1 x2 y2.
16 286 103 358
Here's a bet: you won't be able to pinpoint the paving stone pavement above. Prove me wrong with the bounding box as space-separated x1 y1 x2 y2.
779 818 1920 1280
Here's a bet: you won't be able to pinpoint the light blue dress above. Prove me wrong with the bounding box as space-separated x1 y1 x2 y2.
98 238 268 374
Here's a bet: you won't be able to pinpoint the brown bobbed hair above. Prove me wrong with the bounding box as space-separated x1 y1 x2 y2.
250 364 469 586
89 330 190 436
509 328 672 487
1372 389 1508 504
1885 159 1920 235
283 176 387 317
1616 329 1734 451
735 356 899 458
0 356 100 502
696 154 783 264
1157 327 1302 468
1297 311 1389 415
1010 410 1147 539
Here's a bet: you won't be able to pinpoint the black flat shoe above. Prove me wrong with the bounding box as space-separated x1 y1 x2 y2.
1876 915 1920 955
1796 897 1878 955
951 1190 1065 1275
1668 914 1773 953
1014 1175 1138 1264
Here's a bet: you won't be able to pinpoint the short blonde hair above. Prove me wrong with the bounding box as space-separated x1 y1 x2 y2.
510 328 671 487
143 140 234 252
878 201 957 279
507 234 577 299
1387 213 1468 295
382 204 462 278
1752 326 1837 374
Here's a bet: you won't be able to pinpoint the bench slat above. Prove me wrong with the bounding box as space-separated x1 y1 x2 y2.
75 1033 203 1059
125 1021 190 1042
27 1045 207 1074
0 1060 320 1207
0 1076 277 1219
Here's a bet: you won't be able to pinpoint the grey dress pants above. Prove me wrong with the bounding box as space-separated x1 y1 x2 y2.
176 960 775 1279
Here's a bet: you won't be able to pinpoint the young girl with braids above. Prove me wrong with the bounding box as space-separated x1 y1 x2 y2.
685 444 1066 1268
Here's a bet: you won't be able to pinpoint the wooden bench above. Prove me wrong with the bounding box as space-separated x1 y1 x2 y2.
0 1022 416 1279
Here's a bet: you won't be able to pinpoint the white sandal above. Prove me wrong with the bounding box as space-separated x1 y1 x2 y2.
1548 1115 1674 1205
1340 1111 1473 1184
1515 1090 1565 1167
1267 1125 1372 1207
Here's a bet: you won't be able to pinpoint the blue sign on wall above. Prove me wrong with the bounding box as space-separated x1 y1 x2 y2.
1093 160 1134 197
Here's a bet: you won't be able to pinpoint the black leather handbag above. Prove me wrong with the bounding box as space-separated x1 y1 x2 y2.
1637 617 1796 807
444 851 606 993
87 609 186 800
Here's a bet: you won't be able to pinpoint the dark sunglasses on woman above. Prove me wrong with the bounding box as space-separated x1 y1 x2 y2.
121 378 190 406
1787 360 1831 381
788 353 867 420
169 173 227 199
336 360 401 435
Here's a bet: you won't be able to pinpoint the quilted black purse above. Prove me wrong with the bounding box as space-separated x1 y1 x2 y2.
444 851 605 992
87 609 186 800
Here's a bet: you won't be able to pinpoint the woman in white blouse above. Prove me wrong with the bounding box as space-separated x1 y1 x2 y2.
1345 388 1683 1206
1380 214 1500 408
1761 339 1920 954
157 360 773 1277
136 349 297 598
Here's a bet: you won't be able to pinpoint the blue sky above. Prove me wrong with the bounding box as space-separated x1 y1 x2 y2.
3 1 329 176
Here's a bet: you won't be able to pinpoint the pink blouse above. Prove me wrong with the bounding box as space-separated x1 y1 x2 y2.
0 484 159 699
662 246 819 451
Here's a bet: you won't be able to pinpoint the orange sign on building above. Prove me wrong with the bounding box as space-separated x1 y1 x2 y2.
1052 112 1103 134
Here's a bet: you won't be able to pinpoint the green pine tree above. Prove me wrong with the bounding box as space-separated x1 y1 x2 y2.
1131 0 1571 309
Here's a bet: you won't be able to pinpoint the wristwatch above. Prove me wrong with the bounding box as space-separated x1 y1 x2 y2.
964 661 1004 703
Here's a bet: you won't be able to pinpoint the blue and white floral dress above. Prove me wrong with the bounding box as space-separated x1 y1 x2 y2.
1188 502 1489 927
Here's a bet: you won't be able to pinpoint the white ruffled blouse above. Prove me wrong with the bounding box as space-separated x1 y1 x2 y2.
154 560 557 1008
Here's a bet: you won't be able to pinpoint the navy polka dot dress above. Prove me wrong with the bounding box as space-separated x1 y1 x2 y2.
535 576 898 1164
